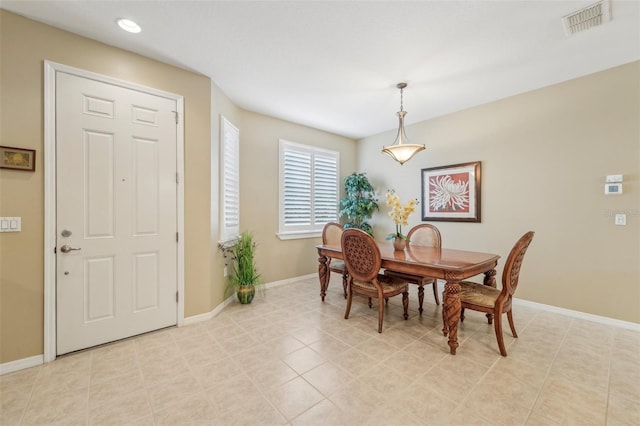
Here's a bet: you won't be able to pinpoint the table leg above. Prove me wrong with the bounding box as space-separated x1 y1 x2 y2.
442 279 462 355
483 269 497 324
317 254 330 301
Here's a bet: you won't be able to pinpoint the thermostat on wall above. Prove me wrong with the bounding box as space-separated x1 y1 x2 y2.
605 183 622 195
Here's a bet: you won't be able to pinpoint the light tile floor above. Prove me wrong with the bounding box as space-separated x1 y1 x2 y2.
1 274 639 425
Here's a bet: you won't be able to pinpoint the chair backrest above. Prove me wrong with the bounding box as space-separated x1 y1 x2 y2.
322 222 343 246
341 228 382 282
407 224 441 248
498 231 535 303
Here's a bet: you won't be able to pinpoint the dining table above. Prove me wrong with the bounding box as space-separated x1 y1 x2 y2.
316 241 500 355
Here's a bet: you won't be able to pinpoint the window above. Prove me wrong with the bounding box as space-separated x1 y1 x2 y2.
278 140 339 239
220 116 239 242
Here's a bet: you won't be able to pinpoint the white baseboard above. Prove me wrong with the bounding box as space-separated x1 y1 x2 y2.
512 297 640 331
264 273 317 289
433 280 639 331
4 275 636 375
0 354 43 375
183 274 317 326
183 294 235 325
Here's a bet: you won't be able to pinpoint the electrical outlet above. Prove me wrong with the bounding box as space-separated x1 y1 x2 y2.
615 214 626 226
224 266 228 277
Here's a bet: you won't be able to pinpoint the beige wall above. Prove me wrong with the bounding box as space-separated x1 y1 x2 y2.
0 11 212 363
238 110 357 283
358 62 640 323
0 10 358 365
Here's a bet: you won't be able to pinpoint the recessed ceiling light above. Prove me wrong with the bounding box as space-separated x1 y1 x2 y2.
116 18 141 34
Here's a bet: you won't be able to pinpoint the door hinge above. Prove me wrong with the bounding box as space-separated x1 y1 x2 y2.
173 110 179 124
176 173 179 184
54 246 57 254
176 232 179 242
176 291 179 302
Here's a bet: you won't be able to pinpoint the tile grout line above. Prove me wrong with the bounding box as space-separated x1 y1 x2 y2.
524 314 573 425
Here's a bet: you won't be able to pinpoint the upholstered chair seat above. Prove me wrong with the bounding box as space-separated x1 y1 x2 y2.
351 274 408 294
458 281 501 308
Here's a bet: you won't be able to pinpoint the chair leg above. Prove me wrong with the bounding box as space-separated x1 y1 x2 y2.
494 312 507 356
377 297 385 333
385 297 389 305
344 287 353 320
402 291 409 320
486 313 494 324
460 307 465 322
417 285 424 315
432 280 440 306
368 297 373 309
342 273 348 299
507 310 518 338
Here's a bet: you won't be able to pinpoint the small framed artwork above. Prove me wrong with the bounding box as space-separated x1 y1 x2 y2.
0 146 36 172
421 161 481 222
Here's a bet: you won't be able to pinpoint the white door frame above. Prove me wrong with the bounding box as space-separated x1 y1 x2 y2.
43 61 185 362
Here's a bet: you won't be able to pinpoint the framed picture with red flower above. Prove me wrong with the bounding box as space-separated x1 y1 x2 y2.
421 161 481 222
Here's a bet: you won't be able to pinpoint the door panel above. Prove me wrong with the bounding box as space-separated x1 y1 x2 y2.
56 72 177 355
84 130 115 238
84 256 115 321
133 138 159 235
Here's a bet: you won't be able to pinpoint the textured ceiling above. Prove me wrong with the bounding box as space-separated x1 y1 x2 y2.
2 0 639 139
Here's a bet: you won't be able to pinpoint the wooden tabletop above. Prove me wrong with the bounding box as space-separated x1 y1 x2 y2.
317 241 500 281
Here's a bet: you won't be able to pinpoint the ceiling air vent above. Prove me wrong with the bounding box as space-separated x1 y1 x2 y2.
562 0 611 36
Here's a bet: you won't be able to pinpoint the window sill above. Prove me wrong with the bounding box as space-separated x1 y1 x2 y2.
276 231 321 240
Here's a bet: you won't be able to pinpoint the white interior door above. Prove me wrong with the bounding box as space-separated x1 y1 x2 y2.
56 72 178 355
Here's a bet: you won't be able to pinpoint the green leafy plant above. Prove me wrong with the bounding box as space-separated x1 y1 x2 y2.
339 172 379 236
219 231 262 298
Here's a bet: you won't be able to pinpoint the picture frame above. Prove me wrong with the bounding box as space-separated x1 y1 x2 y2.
421 161 481 222
0 146 36 172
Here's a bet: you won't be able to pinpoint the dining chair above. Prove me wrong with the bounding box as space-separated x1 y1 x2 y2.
341 228 409 333
322 222 348 298
455 231 535 356
384 224 442 314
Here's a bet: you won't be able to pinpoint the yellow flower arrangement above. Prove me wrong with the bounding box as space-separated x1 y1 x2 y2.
385 190 418 241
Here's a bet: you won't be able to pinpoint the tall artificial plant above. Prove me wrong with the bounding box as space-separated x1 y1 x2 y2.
339 172 379 236
219 231 262 302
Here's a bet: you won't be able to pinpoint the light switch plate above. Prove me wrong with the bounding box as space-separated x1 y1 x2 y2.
0 217 21 232
615 214 626 226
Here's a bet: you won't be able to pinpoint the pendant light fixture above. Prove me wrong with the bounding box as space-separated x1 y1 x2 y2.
382 82 425 165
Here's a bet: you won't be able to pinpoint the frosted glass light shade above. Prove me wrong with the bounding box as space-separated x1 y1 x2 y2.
382 110 425 165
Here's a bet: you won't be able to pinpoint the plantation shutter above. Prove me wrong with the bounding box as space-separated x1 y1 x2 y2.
221 117 239 241
313 152 338 225
279 140 339 238
283 148 312 226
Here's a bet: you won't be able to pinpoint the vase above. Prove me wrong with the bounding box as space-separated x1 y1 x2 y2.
393 237 406 251
236 285 255 304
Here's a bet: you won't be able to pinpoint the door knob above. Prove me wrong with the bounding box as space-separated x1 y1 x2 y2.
60 245 81 253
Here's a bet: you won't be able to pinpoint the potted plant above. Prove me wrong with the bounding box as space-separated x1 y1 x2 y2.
385 189 418 251
339 172 379 236
220 231 262 304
